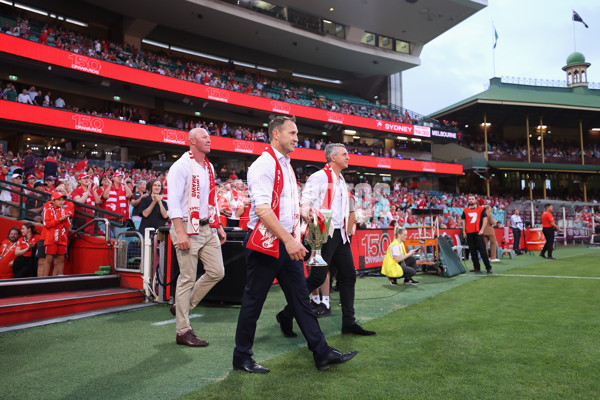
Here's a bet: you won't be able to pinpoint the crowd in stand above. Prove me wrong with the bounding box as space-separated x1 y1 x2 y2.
0 11 431 126
461 138 600 163
1 145 598 280
1 79 433 162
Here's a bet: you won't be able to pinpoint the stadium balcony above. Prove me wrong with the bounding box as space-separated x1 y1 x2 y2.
0 9 457 136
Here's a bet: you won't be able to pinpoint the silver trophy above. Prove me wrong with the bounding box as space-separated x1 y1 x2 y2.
305 209 333 267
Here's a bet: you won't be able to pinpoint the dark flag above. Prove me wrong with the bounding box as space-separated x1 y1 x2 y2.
573 10 589 28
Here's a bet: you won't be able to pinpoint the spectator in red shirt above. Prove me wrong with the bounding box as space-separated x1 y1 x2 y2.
43 192 71 276
0 227 21 279
102 171 133 234
71 172 102 233
44 176 56 193
13 222 41 278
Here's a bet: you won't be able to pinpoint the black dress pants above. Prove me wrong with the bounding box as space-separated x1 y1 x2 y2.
281 229 357 327
512 228 522 254
541 227 555 257
233 234 330 363
466 233 492 271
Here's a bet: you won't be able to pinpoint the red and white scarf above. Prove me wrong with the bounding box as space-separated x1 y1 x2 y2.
247 146 300 258
321 163 350 240
184 151 219 235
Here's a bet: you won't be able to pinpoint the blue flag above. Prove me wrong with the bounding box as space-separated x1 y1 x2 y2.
493 25 499 49
573 10 589 28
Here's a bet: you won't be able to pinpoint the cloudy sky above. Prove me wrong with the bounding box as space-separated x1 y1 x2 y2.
402 0 599 116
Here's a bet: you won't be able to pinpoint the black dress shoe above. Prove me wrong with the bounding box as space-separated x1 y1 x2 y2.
469 269 482 273
314 348 358 371
314 303 331 317
341 323 376 336
540 254 546 258
276 312 297 338
233 358 270 373
548 257 557 260
176 330 209 347
169 303 176 316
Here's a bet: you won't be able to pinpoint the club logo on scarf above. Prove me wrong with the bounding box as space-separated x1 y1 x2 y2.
189 209 200 234
189 174 201 233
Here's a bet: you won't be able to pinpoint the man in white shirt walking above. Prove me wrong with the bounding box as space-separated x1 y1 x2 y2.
233 116 357 373
275 143 376 337
167 128 226 347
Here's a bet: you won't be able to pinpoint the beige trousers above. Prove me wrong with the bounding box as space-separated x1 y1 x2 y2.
484 233 498 260
170 225 225 334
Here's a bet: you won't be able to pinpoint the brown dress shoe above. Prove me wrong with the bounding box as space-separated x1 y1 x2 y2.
176 330 209 347
169 303 176 316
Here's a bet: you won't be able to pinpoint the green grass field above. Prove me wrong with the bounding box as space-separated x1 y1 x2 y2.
2 246 599 400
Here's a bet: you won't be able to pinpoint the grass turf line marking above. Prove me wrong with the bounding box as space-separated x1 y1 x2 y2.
493 274 600 280
151 313 204 326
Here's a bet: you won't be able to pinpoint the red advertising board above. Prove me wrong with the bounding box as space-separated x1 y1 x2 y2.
351 228 461 270
0 101 463 174
0 34 429 137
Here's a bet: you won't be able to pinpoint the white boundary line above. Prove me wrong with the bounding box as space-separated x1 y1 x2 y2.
492 274 600 280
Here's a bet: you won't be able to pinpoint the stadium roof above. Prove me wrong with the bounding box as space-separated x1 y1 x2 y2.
429 77 600 128
431 77 600 116
76 0 487 77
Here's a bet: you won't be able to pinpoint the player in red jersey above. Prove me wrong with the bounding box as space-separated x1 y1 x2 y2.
461 195 493 274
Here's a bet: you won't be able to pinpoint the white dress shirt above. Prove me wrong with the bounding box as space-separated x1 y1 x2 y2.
167 154 213 221
510 214 523 230
247 147 295 232
300 167 350 242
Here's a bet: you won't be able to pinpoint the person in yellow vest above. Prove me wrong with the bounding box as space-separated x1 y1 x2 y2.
381 226 420 286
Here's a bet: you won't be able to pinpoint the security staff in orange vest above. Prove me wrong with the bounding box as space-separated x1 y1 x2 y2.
540 203 562 260
461 195 493 274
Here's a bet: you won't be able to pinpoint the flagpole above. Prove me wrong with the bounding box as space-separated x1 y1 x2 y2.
573 19 577 51
493 46 496 77
492 22 496 77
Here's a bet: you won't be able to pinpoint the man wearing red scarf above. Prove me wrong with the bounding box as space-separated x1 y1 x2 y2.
167 128 226 348
276 144 376 337
233 115 357 374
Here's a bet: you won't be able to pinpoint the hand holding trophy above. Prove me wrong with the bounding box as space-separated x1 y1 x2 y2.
304 207 333 267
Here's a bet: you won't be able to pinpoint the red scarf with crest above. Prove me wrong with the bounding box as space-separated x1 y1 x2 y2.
247 146 300 257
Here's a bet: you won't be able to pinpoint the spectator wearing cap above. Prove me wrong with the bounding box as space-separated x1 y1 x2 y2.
70 172 102 233
102 170 133 233
42 192 71 276
43 151 58 179
24 175 36 190
44 176 56 194
0 173 24 218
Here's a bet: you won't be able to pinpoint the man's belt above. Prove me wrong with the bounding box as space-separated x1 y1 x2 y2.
198 218 210 226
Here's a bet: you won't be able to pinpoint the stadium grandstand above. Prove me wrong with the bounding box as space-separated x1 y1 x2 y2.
2 2 600 399
0 0 598 338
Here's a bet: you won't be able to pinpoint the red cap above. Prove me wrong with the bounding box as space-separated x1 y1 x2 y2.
77 173 90 180
51 192 67 201
113 171 124 178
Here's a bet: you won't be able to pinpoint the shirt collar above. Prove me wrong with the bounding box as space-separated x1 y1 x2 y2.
271 146 290 164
